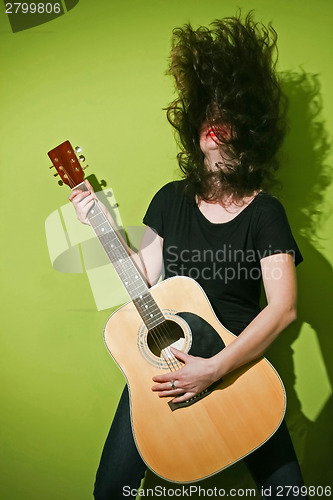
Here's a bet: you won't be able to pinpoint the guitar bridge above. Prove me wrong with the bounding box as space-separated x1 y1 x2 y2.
168 387 212 411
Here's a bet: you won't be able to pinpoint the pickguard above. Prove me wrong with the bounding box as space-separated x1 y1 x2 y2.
168 312 225 411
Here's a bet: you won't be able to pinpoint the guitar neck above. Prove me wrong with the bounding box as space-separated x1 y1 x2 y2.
74 182 165 329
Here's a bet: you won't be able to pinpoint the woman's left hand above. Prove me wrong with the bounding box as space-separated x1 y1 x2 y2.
151 348 217 403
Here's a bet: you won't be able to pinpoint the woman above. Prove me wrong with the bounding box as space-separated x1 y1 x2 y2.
70 12 307 499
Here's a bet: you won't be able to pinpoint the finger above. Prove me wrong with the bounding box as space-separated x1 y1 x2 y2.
170 347 190 363
74 198 95 223
158 389 185 398
73 192 95 207
83 199 96 213
151 381 177 391
84 179 95 192
70 190 91 203
152 374 174 384
69 189 82 201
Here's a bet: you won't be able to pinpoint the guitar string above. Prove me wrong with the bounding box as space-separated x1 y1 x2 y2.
67 175 183 373
84 196 182 371
95 212 183 373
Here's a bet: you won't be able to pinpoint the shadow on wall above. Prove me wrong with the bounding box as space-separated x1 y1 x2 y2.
272 70 333 486
142 70 333 496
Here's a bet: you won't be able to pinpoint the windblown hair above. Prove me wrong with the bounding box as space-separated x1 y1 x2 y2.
166 12 287 202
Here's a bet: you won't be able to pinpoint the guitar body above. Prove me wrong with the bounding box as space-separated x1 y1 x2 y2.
104 275 286 483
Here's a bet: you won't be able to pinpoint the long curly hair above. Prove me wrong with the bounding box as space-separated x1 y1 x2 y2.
166 11 287 202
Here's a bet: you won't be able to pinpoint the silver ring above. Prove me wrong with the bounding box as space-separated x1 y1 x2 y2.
170 380 176 390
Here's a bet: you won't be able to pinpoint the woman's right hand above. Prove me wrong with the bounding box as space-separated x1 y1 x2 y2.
68 179 96 225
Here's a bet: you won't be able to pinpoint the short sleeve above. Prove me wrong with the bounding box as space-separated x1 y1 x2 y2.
142 182 174 237
255 195 303 266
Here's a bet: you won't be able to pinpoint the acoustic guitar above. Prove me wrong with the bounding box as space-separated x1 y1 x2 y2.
48 140 286 483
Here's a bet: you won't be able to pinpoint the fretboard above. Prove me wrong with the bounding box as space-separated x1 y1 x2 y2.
74 182 165 330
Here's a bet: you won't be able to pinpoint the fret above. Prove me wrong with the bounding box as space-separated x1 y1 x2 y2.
72 183 165 329
133 293 165 329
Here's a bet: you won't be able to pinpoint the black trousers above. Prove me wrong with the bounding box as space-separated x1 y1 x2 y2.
93 386 307 499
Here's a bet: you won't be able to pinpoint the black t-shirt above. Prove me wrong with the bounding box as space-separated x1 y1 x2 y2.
143 180 302 335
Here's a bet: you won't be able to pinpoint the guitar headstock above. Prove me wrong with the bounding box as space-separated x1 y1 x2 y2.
48 140 87 188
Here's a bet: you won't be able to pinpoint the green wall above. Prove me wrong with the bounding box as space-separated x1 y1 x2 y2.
1 0 332 498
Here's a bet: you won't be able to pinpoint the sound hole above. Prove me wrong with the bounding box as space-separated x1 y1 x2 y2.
147 320 185 358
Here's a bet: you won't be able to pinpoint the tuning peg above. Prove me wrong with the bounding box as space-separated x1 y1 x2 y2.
53 173 59 177
82 164 89 170
49 165 55 169
78 155 86 162
58 180 64 186
75 146 82 153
